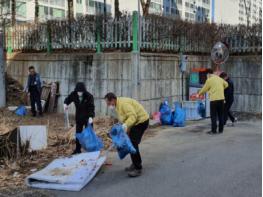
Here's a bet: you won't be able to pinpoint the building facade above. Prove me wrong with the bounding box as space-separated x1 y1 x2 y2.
238 0 262 25
2 0 261 24
163 0 211 22
2 0 111 22
212 0 262 25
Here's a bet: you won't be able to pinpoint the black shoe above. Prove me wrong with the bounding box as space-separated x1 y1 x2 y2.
218 131 223 134
128 169 142 177
125 164 135 172
207 131 217 135
32 113 36 117
39 112 43 117
72 149 81 155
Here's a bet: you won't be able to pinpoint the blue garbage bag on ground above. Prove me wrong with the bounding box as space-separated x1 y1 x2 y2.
76 124 103 152
109 124 136 160
173 103 186 127
15 105 27 116
197 101 206 118
160 100 173 125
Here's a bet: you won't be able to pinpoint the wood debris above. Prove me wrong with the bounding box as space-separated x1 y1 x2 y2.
0 108 114 189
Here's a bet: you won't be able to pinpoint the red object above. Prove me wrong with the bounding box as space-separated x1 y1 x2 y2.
152 112 161 123
190 93 205 101
191 68 207 72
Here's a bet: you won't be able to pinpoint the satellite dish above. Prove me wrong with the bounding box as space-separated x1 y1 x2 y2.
211 42 229 65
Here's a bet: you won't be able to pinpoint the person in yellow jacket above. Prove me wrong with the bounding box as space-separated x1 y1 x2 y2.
197 69 228 134
104 92 149 177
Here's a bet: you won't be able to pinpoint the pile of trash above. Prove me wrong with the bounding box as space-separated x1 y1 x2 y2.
0 109 114 189
6 74 27 106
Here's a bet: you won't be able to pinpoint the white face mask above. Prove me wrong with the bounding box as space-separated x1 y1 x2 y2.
109 105 115 110
77 92 83 96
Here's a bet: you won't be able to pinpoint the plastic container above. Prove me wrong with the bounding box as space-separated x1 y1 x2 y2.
182 101 203 121
190 72 199 85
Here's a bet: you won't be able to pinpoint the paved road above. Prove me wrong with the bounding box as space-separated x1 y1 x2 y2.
54 120 261 197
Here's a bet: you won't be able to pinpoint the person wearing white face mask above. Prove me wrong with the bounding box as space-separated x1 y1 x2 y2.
64 82 95 154
104 92 149 177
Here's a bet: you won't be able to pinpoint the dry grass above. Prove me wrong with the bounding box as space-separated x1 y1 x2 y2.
0 108 114 189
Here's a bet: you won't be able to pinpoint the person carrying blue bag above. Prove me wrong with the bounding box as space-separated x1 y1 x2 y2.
64 82 95 155
76 123 103 152
104 93 149 177
109 123 136 160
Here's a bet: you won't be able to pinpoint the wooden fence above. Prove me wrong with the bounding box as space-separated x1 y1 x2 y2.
4 12 262 54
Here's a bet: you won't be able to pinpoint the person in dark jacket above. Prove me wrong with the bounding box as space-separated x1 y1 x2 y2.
64 82 95 154
25 66 42 117
220 72 237 126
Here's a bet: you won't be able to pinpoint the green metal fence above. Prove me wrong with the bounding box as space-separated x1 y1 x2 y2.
4 12 262 54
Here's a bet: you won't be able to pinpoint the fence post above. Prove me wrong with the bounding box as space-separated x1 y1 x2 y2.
47 22 52 53
132 11 138 52
96 17 102 53
7 27 12 54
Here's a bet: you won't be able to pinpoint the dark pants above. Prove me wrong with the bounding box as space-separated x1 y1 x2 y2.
76 121 88 152
129 119 149 170
75 121 92 152
224 100 235 124
30 89 42 115
210 100 224 133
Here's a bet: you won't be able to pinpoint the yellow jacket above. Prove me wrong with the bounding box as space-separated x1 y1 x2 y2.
199 74 228 101
116 97 149 128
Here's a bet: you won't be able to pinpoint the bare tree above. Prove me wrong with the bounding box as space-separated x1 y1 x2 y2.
114 0 121 19
11 0 16 26
140 0 151 16
242 0 251 26
68 0 74 21
35 0 39 23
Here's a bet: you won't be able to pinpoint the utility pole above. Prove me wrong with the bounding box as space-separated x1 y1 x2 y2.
0 3 6 107
138 0 141 52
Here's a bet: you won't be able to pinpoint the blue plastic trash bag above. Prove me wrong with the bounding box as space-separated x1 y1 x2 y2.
159 100 173 125
173 102 186 127
76 124 103 152
109 124 136 160
15 105 27 116
197 101 206 118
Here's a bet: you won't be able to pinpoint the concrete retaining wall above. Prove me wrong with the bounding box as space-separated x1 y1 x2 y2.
6 52 261 115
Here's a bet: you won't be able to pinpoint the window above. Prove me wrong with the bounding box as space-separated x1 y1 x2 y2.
89 0 95 7
185 2 189 7
77 0 82 3
44 6 48 15
177 0 182 4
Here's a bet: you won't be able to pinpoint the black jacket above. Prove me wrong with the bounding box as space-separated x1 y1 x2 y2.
64 91 95 123
225 78 234 103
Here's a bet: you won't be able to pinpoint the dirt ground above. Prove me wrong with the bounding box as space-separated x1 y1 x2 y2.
0 106 160 195
0 108 115 190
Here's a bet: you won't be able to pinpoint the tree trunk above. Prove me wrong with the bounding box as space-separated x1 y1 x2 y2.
140 0 151 16
68 0 74 21
35 0 39 23
114 0 121 19
104 0 107 20
243 0 250 27
11 0 16 26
